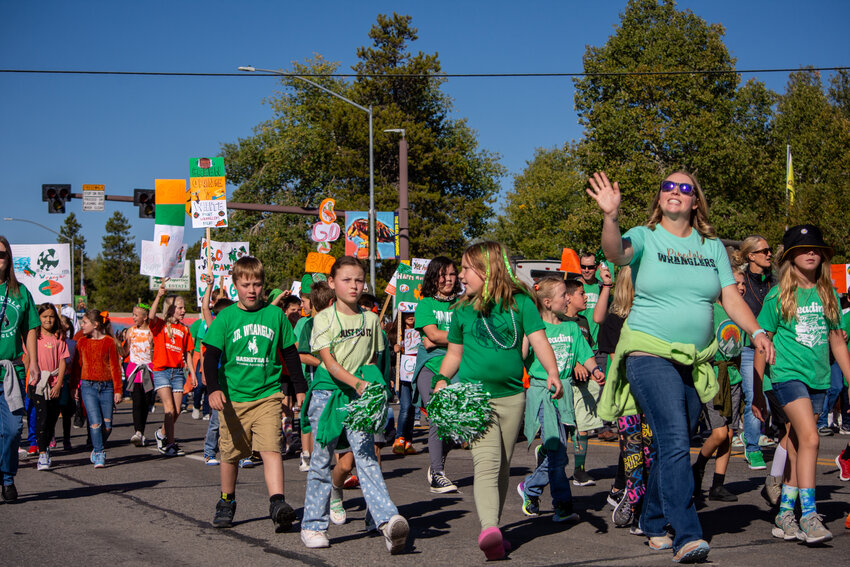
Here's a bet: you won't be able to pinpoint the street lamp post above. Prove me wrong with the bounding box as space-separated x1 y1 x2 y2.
238 66 377 291
3 217 77 296
383 129 408 261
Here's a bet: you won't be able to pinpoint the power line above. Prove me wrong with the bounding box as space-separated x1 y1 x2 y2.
0 67 847 79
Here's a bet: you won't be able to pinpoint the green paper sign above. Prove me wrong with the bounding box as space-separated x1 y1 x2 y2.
190 157 225 178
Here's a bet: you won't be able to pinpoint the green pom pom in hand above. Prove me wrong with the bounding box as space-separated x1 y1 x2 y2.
341 383 389 434
426 382 493 444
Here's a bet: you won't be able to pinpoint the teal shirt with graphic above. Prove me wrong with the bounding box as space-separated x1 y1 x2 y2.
713 302 743 385
293 315 313 379
526 320 594 382
623 225 736 349
447 293 544 398
0 282 40 382
203 303 296 402
758 286 840 390
414 296 454 373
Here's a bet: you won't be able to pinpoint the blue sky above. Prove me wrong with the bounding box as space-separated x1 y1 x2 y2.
1 0 848 257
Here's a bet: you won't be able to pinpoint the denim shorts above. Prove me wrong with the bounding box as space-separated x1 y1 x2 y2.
771 378 826 410
152 367 186 393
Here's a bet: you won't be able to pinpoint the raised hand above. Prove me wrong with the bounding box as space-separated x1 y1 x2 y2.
586 171 621 217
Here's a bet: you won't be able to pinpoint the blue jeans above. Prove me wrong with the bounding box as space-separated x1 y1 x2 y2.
817 362 848 428
626 356 703 551
24 392 37 447
397 381 414 441
193 359 210 414
153 367 186 393
204 409 220 458
522 403 572 506
302 389 398 531
80 380 114 455
740 346 762 453
0 376 25 485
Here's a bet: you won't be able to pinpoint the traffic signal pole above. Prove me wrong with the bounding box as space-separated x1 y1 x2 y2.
67 193 341 216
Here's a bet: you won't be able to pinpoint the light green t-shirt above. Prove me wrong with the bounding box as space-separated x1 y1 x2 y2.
447 293 544 398
526 320 594 382
190 318 207 354
757 286 840 390
0 282 40 382
311 305 385 376
202 303 295 402
623 225 736 349
580 280 602 346
713 302 743 385
293 315 312 378
414 296 454 373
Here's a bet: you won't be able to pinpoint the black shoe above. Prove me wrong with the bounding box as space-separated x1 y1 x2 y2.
270 498 295 533
213 499 236 528
572 469 595 486
2 483 18 503
708 485 738 502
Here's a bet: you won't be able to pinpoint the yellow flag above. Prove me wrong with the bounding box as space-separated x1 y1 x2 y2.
787 152 795 206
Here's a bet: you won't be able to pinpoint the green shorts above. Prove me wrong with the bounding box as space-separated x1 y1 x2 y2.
571 379 602 431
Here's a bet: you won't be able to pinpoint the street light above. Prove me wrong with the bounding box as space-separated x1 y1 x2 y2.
383 129 409 261
3 217 80 296
238 65 377 291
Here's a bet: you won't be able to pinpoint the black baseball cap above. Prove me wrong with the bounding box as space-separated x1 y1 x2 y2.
779 224 833 264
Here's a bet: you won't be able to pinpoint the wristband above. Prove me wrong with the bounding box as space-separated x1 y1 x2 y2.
602 283 613 288
431 373 449 389
752 329 766 339
593 366 604 375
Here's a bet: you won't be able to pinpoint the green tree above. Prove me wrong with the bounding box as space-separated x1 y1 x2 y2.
222 13 503 290
57 213 87 296
90 211 151 311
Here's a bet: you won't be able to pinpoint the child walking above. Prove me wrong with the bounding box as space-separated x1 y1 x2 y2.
203 256 306 532
27 304 68 471
122 303 154 447
754 224 850 544
72 310 122 468
517 276 603 523
434 241 563 560
301 256 409 554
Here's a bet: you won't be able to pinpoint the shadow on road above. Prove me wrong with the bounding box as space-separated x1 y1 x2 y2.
15 479 165 503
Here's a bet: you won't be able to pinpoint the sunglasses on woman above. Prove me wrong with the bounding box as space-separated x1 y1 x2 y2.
659 181 695 195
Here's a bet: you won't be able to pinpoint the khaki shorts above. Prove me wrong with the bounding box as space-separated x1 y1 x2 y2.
218 392 283 464
572 379 603 432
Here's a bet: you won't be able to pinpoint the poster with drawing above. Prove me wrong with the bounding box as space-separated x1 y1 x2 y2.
194 260 239 307
10 243 72 305
198 239 250 275
344 211 398 260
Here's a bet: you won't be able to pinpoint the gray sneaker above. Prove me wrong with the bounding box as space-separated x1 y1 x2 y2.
798 513 832 544
761 475 782 507
771 510 802 541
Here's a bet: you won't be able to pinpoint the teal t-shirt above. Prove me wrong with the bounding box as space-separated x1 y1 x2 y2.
580 280 602 346
293 315 313 379
414 296 454 373
0 282 40 382
202 303 296 402
189 318 207 354
757 286 840 390
447 293 544 398
713 302 743 385
623 225 736 349
526 320 594 382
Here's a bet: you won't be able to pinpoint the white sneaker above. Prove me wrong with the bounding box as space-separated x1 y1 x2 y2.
202 414 210 421
299 453 311 472
329 485 346 525
192 408 201 420
380 515 409 554
301 529 330 549
130 431 143 447
37 451 51 471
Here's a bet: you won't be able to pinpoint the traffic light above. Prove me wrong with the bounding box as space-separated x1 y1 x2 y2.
42 184 71 214
134 189 155 219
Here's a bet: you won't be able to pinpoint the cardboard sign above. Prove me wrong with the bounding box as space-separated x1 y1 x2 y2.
305 252 335 274
198 239 250 275
194 262 238 307
10 243 72 305
140 240 187 278
190 199 228 228
344 211 398 260
189 157 227 228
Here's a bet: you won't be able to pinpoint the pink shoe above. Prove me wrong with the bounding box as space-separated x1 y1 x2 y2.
478 527 505 560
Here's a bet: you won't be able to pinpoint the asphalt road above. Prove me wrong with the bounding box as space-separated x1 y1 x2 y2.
1 401 848 566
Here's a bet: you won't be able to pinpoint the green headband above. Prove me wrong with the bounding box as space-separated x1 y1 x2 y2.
136 303 150 311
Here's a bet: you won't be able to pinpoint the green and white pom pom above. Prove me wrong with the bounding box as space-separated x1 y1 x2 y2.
426 382 493 444
341 383 389 434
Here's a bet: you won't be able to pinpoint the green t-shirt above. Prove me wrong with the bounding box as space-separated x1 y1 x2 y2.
580 280 602 346
757 286 840 390
526 320 594 382
623 225 736 349
0 282 40 382
311 305 385 383
189 318 207 353
293 315 313 379
202 303 296 402
447 293 544 398
414 296 454 373
713 302 743 385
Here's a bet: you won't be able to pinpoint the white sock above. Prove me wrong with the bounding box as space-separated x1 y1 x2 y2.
770 444 787 478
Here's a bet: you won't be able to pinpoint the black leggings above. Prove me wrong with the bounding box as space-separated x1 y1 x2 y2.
32 392 62 452
131 386 150 434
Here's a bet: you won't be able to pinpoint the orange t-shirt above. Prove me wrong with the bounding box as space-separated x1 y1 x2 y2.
150 317 193 371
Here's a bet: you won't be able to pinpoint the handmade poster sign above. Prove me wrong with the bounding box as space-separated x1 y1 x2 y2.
831 264 850 293
140 240 187 278
305 252 335 274
141 179 187 278
344 211 398 260
194 262 238 307
10 243 72 305
188 157 227 228
198 239 249 275
150 261 191 291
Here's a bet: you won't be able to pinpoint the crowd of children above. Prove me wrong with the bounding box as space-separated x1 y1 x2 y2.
3 173 850 561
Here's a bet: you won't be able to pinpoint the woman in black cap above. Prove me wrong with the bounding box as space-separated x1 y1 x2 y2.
754 224 850 544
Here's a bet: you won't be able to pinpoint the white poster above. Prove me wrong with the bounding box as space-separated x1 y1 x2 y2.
140 240 187 278
10 243 72 305
149 261 191 291
198 239 250 275
399 354 417 383
195 260 239 307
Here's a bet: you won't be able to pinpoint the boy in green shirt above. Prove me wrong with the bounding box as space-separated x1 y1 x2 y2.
202 256 307 532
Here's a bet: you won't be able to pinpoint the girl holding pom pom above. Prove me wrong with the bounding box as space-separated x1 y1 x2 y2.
301 256 409 554
434 241 563 560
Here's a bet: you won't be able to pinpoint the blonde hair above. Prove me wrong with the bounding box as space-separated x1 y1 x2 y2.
776 253 839 326
732 235 768 268
532 276 567 314
609 266 634 318
647 170 717 240
456 241 532 314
